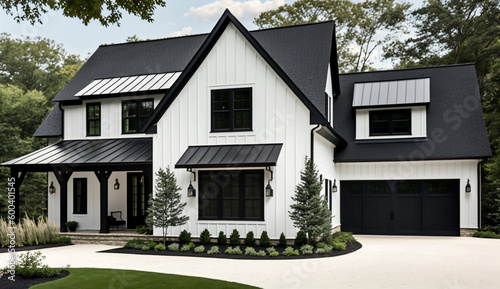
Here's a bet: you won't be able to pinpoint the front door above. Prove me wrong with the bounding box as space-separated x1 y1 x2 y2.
127 173 150 229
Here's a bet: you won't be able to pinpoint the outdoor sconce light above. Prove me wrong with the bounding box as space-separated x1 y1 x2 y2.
332 179 338 193
114 179 120 190
187 181 196 197
465 179 471 193
187 168 196 197
265 166 274 197
49 181 56 194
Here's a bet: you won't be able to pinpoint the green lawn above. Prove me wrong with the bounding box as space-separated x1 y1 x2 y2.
31 268 260 289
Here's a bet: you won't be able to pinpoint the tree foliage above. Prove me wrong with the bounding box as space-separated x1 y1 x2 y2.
254 0 410 72
146 168 189 245
0 33 84 101
289 157 332 244
0 84 51 217
1 0 166 26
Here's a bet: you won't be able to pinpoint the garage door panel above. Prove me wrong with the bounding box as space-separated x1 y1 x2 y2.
340 180 459 236
341 197 364 232
395 197 422 233
365 197 391 233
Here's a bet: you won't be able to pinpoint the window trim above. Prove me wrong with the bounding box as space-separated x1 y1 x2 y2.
122 98 154 134
86 102 101 136
369 109 412 136
211 88 253 132
73 178 87 214
198 170 264 221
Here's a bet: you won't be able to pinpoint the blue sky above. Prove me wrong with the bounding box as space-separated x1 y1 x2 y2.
0 0 289 58
0 0 422 68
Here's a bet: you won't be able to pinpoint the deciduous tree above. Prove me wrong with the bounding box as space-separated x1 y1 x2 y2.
1 0 166 26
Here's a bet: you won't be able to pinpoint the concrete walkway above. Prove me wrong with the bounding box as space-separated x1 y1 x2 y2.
1 235 500 288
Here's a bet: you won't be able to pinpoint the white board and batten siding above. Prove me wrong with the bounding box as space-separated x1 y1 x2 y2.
313 132 340 228
62 94 163 140
336 159 481 229
153 23 312 239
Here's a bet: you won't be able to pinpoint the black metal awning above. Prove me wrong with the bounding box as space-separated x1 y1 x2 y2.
175 144 283 169
1 138 152 171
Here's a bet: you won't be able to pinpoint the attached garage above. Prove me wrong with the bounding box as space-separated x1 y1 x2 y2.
340 180 460 236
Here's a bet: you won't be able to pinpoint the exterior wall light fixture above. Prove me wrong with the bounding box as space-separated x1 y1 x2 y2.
266 166 273 197
49 181 56 194
465 179 471 193
332 179 338 193
114 178 120 190
187 168 196 197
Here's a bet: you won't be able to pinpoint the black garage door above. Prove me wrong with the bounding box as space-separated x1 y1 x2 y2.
340 180 459 236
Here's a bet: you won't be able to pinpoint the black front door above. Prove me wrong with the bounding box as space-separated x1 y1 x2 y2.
127 173 150 229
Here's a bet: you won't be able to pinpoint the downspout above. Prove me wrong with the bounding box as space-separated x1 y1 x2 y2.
59 102 65 140
478 159 486 230
310 124 321 163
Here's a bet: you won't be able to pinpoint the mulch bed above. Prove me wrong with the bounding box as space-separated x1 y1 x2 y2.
100 241 362 260
0 243 73 254
0 270 69 289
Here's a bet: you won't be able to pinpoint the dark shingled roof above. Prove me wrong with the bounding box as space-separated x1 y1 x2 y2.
33 105 62 137
39 16 337 137
51 20 336 111
333 64 492 162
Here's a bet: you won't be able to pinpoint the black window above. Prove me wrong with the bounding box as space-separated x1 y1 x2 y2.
199 170 263 220
122 99 154 133
211 88 252 132
86 103 101 136
73 178 87 214
369 109 411 136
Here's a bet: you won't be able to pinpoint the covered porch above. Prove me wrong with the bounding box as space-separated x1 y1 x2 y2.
1 138 153 233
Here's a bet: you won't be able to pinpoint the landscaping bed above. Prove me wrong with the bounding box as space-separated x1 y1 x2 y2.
0 270 69 289
0 242 73 254
102 241 361 259
101 230 362 259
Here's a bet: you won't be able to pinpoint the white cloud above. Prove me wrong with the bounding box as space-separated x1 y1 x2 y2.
184 0 284 21
169 26 193 37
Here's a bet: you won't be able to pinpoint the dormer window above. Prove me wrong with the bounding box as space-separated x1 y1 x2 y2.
369 109 411 136
211 88 252 132
122 99 154 134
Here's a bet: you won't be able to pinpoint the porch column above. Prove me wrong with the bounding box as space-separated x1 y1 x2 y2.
94 170 112 233
52 166 73 232
9 169 26 224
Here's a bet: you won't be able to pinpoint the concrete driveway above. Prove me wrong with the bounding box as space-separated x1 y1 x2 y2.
1 235 499 288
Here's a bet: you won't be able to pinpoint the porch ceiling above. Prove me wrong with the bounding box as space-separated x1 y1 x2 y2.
1 138 152 172
175 143 283 169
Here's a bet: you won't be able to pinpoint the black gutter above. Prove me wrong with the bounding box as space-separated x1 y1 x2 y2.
310 124 321 163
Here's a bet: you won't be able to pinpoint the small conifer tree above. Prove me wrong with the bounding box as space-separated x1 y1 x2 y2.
289 157 332 244
146 167 189 245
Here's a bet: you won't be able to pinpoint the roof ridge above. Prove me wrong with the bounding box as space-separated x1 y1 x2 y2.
341 63 475 76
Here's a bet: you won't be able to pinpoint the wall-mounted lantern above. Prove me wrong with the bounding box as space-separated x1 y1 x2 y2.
332 179 338 193
465 179 471 193
187 168 196 197
187 181 196 197
266 166 274 197
49 181 56 194
114 178 120 190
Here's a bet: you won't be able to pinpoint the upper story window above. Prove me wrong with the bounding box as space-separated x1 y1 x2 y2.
86 103 101 136
122 99 154 134
369 109 411 136
211 88 252 132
